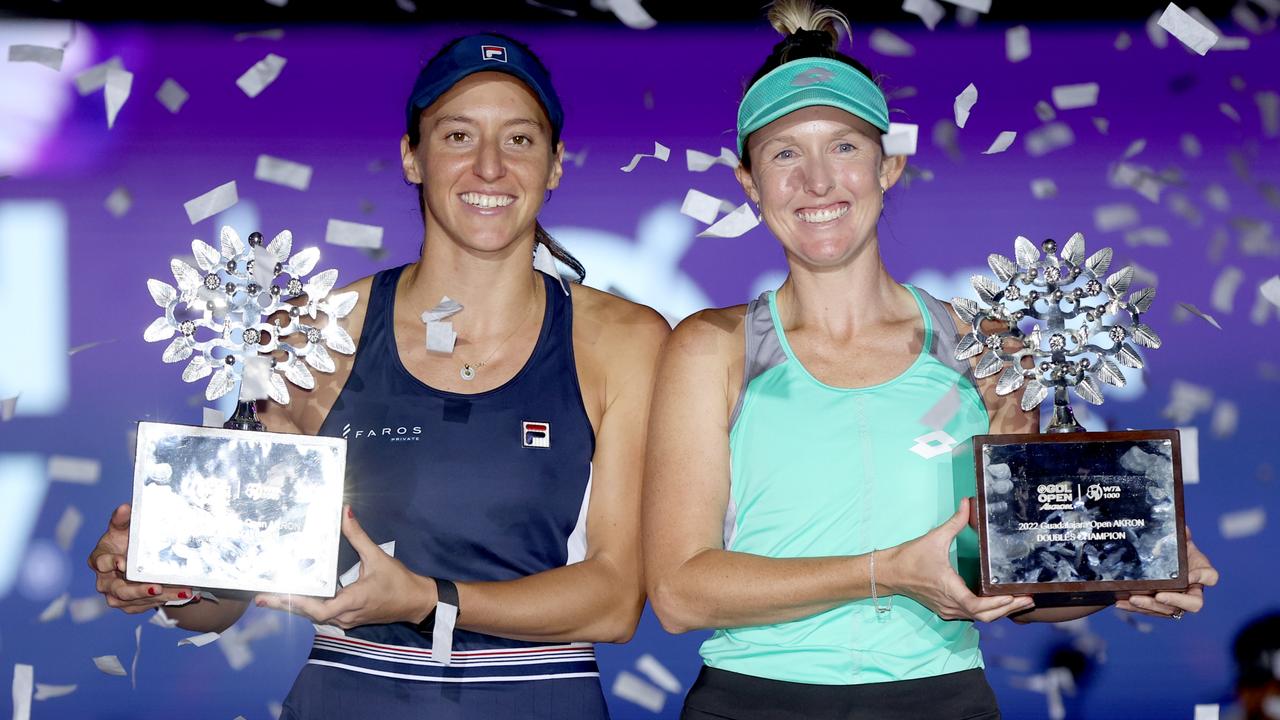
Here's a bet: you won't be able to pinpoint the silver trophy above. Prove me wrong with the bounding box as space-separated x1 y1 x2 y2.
126 227 355 596
956 233 1188 606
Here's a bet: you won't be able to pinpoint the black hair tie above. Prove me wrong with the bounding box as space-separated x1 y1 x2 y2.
785 29 835 51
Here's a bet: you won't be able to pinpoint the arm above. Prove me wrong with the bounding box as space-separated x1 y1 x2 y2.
262 302 669 644
643 313 1031 634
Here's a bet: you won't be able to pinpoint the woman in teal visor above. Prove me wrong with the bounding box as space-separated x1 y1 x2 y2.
642 2 1220 718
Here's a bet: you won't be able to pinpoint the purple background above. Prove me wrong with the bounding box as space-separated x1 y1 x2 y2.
1 13 1278 719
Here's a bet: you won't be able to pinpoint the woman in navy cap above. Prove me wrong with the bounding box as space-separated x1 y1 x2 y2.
88 32 667 719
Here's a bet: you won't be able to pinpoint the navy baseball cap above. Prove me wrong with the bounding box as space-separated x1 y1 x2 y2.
405 33 564 142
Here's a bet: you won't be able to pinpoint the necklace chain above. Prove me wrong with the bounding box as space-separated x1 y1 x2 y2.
459 299 534 381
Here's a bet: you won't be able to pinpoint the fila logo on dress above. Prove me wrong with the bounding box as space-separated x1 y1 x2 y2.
909 430 958 459
481 45 508 62
522 421 550 448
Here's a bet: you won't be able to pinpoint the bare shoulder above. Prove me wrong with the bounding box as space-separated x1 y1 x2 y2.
569 282 670 356
665 304 748 365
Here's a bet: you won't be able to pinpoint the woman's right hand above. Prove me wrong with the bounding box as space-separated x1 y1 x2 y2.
88 503 194 614
879 497 1034 623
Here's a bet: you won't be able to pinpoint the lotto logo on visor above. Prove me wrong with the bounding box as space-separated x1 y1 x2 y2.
481 45 508 63
522 421 550 448
792 67 835 86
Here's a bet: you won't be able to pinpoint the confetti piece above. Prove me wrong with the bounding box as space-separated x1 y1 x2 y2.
104 186 131 218
92 656 127 677
1125 227 1170 247
104 65 133 129
75 56 123 95
150 608 179 628
697 202 760 239
234 28 285 41
526 0 577 15
1030 178 1057 199
1146 10 1171 48
54 505 82 551
636 654 681 693
202 407 223 428
680 189 729 225
33 684 76 701
1163 379 1213 424
131 624 141 689
1261 276 1280 307
1006 25 1030 62
982 131 1017 155
38 593 69 622
1094 203 1139 232
395 0 416 10
1210 267 1243 312
1220 507 1266 539
1194 705 1220 720
562 147 588 168
422 298 462 354
1211 400 1238 438
1204 184 1230 211
1121 139 1146 160
0 394 16 420
953 83 978 128
8 44 63 71
269 702 284 719
1115 31 1133 50
184 181 238 224
12 664 32 720
685 147 736 172
599 0 657 30
932 120 960 161
1158 3 1219 55
236 53 287 98
178 632 222 647
313 623 346 637
620 141 669 172
1179 426 1200 484
1177 302 1222 329
69 596 108 623
903 0 945 30
69 338 116 356
1220 103 1241 123
1034 101 1055 122
1051 83 1099 110
239 355 273 402
1024 122 1074 156
1257 91 1280 138
255 154 312 191
325 219 383 249
869 28 914 57
47 455 100 484
881 122 918 156
612 671 666 713
155 78 188 113
338 540 396 587
943 0 990 11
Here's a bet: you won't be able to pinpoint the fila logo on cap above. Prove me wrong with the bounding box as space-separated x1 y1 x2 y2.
522 421 550 449
481 45 508 63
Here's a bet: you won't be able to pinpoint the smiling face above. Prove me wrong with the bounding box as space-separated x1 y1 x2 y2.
736 105 904 270
401 72 563 255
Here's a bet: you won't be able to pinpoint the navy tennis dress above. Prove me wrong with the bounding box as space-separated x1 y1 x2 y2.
280 265 608 719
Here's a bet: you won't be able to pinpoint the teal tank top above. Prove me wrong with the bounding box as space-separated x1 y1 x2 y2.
699 285 991 685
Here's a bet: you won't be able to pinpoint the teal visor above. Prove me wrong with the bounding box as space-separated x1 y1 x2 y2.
736 57 889 157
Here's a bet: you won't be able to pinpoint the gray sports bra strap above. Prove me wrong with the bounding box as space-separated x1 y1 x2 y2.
914 287 976 380
728 292 789 430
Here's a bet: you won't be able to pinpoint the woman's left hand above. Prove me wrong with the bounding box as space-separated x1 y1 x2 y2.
257 506 437 629
1115 526 1219 620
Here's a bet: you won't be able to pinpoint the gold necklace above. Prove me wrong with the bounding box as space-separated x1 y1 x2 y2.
459 300 534 381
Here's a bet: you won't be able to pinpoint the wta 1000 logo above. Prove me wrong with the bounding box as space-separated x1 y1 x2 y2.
342 423 423 442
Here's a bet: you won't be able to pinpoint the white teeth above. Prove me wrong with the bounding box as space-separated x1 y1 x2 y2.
796 204 849 223
460 192 514 208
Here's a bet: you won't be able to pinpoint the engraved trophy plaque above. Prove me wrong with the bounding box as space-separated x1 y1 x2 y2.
126 227 356 597
953 233 1188 606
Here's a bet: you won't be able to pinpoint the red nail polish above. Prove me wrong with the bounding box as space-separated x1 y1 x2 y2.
178 591 189 599
347 506 354 519
147 587 158 596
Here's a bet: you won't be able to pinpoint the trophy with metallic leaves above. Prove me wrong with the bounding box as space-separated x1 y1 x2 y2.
955 233 1188 606
126 227 354 597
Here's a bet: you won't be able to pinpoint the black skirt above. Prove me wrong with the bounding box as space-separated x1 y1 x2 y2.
681 665 1000 720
